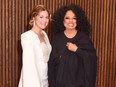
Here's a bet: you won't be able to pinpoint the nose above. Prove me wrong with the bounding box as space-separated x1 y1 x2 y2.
69 19 74 23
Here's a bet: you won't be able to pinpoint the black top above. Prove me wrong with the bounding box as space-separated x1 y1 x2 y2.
48 31 97 87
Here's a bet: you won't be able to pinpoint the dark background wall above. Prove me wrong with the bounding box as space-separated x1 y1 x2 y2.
0 0 116 87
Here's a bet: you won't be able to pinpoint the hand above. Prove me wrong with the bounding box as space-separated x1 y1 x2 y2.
66 42 78 52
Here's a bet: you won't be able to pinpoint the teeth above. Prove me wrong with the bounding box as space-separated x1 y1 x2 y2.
68 24 73 26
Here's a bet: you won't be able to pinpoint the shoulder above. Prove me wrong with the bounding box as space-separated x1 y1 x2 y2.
78 31 90 39
53 32 64 39
77 31 92 43
21 30 33 37
51 32 64 45
21 30 37 42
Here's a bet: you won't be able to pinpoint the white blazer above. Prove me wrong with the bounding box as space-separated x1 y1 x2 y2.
18 30 51 87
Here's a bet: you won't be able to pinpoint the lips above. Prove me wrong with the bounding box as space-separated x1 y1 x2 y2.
40 22 48 26
68 23 74 27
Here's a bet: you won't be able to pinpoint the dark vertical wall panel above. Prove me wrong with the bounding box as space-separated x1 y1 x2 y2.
0 0 2 87
0 0 115 87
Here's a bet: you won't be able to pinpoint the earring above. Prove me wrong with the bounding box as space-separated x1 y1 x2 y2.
33 20 35 26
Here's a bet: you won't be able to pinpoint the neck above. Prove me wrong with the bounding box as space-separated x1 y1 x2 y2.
64 29 77 34
64 29 77 38
31 27 45 42
31 26 42 36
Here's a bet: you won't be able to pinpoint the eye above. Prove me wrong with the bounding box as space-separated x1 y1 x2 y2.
46 16 49 19
65 17 70 19
73 18 76 20
39 16 43 18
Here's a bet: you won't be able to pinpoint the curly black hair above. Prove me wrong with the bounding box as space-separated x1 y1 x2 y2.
52 4 91 36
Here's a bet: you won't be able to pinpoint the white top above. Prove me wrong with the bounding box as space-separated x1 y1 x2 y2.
18 30 51 87
41 42 50 63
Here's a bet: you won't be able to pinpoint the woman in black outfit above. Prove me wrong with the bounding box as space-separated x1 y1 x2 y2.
48 4 97 87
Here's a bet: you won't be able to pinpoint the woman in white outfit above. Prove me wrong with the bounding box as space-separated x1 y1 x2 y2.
18 5 51 87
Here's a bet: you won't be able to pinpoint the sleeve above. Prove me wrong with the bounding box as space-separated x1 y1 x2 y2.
48 37 58 87
75 34 97 87
21 34 41 87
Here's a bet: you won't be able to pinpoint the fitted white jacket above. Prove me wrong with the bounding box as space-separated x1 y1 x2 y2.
18 30 51 87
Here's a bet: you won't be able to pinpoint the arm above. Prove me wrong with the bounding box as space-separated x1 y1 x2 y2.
48 37 58 87
75 35 97 87
76 45 97 87
21 34 41 87
66 33 97 87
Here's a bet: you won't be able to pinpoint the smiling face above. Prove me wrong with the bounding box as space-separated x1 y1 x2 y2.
63 10 77 30
33 10 49 30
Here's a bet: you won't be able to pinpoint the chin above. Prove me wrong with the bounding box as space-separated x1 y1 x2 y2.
68 27 75 29
41 26 46 29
